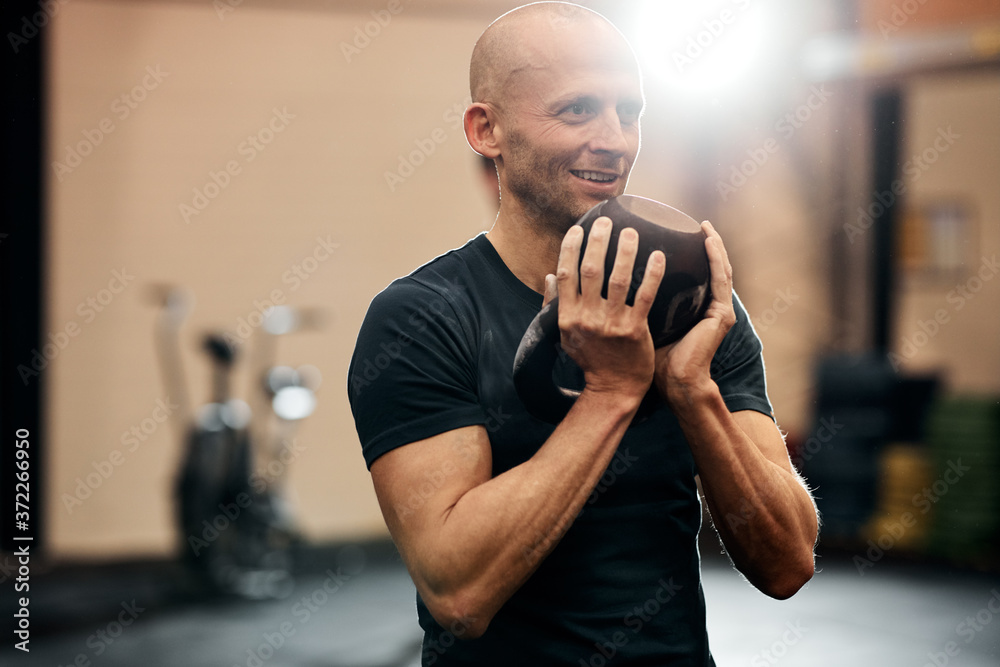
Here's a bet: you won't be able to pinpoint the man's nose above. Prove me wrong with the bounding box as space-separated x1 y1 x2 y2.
588 108 630 156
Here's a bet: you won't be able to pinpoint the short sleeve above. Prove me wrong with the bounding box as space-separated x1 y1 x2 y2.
710 291 774 420
348 279 486 468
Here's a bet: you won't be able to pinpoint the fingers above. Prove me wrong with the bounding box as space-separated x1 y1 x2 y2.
542 273 557 307
556 217 659 320
631 249 665 319
556 225 584 306
579 217 612 307
606 227 638 314
702 220 733 301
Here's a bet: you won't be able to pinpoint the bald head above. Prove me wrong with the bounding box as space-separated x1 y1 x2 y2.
463 2 644 233
470 2 636 106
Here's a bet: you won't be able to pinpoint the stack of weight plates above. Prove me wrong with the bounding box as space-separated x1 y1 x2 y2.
862 443 934 552
924 396 1000 568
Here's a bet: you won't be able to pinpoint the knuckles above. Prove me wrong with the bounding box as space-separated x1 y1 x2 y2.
607 275 630 292
633 290 654 307
578 262 602 280
560 314 648 344
577 312 605 335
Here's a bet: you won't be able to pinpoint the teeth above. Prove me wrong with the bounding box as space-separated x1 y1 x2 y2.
574 170 615 182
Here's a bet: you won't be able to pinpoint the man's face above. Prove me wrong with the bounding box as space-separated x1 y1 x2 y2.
496 21 643 234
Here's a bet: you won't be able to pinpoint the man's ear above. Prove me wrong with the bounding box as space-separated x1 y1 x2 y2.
464 103 501 159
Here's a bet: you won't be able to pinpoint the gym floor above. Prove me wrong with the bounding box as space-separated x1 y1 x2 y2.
2 543 998 667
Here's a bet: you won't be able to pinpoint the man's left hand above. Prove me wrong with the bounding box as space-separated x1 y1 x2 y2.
654 220 735 408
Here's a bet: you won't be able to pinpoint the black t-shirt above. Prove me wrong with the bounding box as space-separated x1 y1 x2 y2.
348 233 773 666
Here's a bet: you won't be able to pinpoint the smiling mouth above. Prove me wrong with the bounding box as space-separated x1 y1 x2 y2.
570 170 617 183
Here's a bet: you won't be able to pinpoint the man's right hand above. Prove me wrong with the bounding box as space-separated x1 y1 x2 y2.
549 216 665 406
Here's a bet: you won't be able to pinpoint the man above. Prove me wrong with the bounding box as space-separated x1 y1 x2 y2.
348 3 818 664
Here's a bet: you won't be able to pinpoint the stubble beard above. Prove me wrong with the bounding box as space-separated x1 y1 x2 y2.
501 131 592 238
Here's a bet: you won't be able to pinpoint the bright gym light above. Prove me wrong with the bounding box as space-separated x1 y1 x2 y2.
630 1 773 98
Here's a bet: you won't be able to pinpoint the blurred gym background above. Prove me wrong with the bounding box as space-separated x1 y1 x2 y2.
1 0 998 665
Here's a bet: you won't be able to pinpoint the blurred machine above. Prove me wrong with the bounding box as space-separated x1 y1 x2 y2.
149 286 324 599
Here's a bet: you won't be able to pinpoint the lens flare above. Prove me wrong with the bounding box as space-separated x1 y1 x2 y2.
631 1 772 97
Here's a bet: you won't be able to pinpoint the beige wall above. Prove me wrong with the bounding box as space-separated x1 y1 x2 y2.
47 0 504 558
45 0 1000 560
891 72 1000 389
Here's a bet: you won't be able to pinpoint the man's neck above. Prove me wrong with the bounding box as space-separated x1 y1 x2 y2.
485 202 566 296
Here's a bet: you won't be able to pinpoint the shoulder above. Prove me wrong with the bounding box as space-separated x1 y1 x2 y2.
354 236 489 364
710 289 765 378
368 235 485 318
711 289 774 418
348 239 491 465
731 291 760 344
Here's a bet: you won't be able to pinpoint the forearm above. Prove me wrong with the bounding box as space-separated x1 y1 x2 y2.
414 389 637 634
672 382 817 598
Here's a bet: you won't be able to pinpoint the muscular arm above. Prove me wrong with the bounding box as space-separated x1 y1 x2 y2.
656 222 818 599
369 219 665 637
681 402 817 599
371 390 636 638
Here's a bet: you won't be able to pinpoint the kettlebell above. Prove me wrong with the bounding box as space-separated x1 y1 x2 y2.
512 195 712 425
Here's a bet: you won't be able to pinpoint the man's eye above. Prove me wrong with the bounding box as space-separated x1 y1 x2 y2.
619 105 641 123
569 103 586 115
